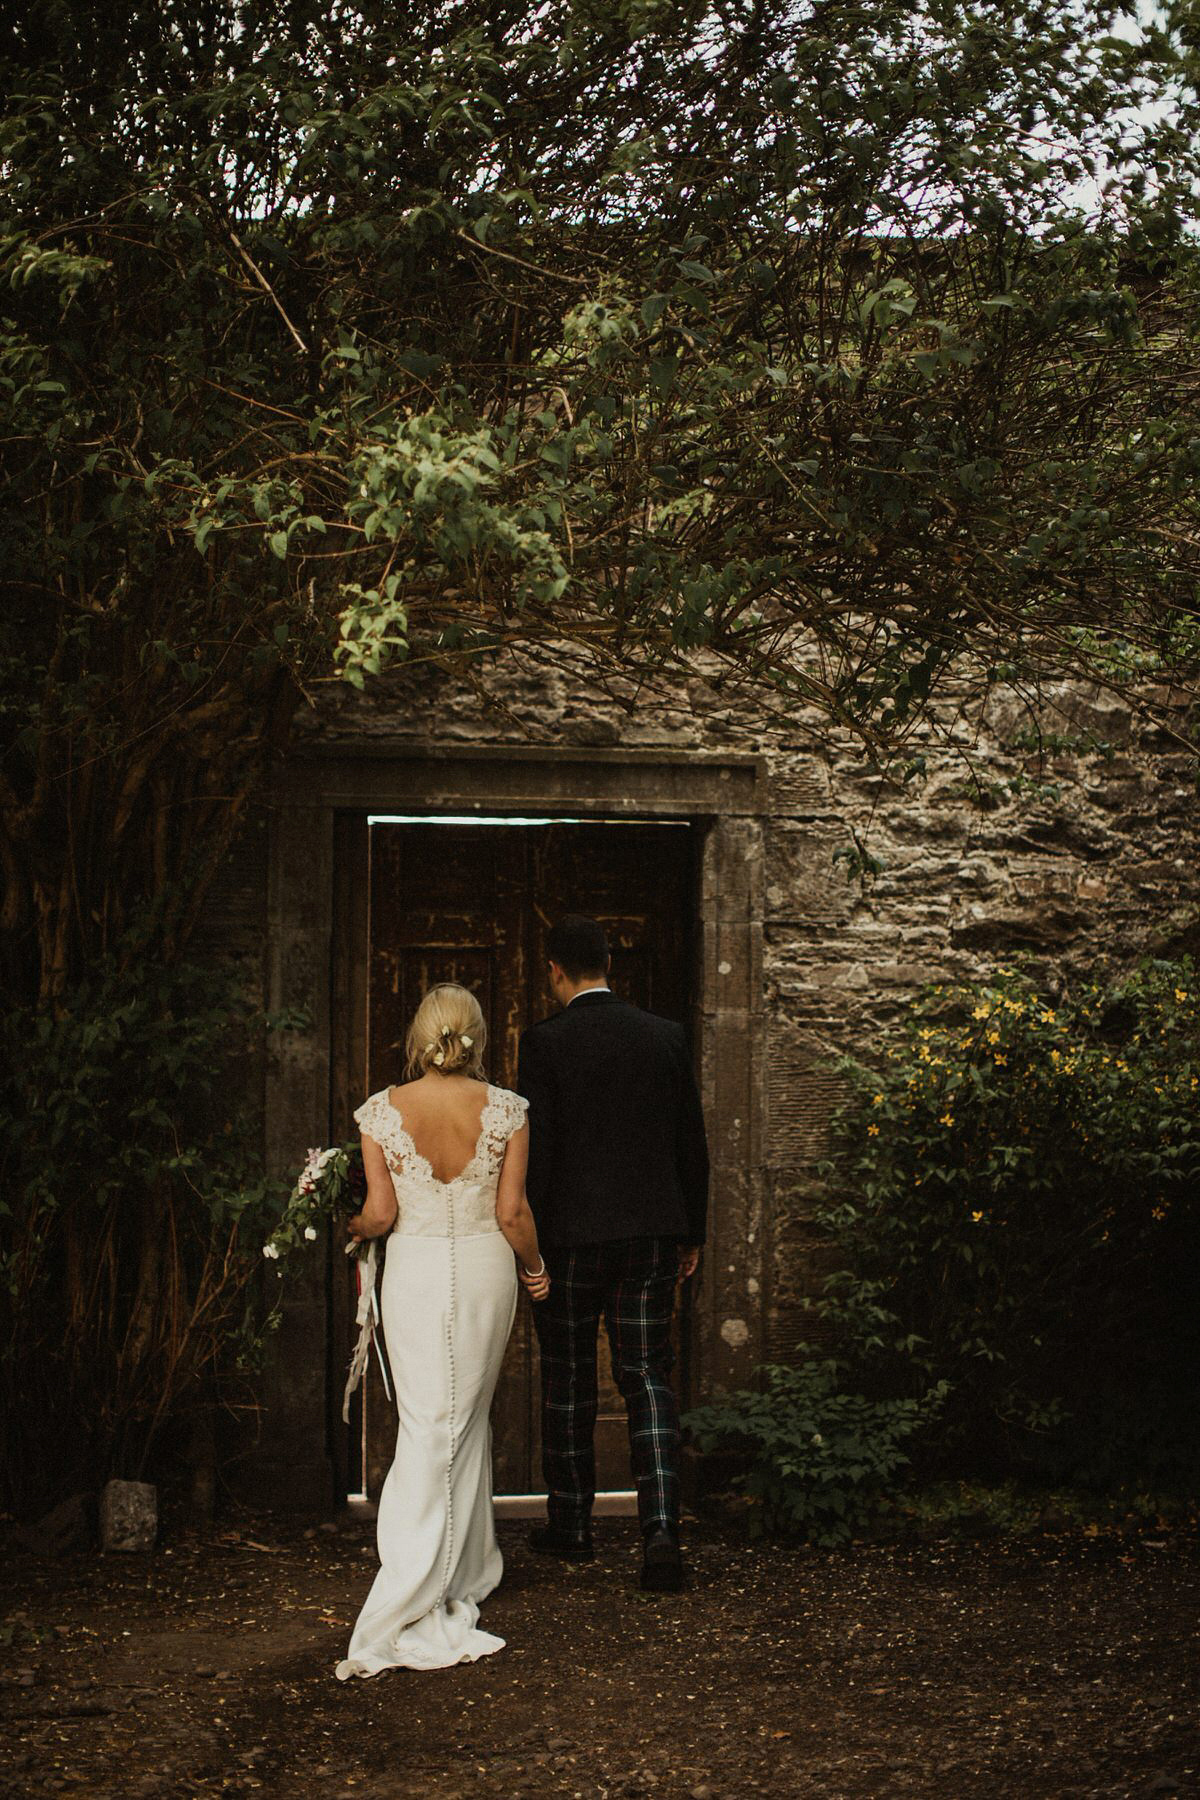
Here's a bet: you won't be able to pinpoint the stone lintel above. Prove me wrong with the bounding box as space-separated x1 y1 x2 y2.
278 743 766 819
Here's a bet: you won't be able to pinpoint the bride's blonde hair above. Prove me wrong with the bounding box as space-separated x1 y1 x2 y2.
404 983 486 1080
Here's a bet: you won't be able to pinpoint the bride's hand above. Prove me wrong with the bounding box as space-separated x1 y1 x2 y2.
520 1260 550 1302
347 1212 368 1244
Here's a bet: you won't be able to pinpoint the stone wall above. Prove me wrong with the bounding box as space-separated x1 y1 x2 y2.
197 647 1200 1507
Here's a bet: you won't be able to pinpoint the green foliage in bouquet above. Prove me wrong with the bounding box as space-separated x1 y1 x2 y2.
262 1143 368 1267
812 958 1200 1485
684 1356 948 1544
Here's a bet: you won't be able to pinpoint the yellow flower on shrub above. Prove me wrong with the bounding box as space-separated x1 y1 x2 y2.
939 1112 955 1127
867 1123 880 1136
1175 989 1189 1002
971 1209 984 1223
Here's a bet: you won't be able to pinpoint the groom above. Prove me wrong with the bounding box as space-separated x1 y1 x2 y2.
516 914 709 1591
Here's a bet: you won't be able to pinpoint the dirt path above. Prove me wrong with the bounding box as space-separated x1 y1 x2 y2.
2 1513 1197 1799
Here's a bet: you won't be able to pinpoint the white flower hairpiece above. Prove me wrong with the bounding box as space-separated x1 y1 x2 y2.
426 1023 473 1063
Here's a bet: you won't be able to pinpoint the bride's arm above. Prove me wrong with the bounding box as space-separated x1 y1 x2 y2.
494 1124 549 1298
346 1132 398 1242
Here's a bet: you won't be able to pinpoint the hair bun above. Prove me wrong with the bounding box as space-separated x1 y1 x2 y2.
405 984 487 1079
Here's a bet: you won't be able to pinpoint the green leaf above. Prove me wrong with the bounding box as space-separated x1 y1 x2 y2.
397 349 443 379
640 292 669 330
650 354 678 396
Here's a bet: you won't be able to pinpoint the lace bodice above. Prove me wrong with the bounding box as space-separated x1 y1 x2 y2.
353 1083 529 1238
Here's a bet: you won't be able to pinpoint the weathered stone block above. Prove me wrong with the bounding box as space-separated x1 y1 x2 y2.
949 904 1087 951
768 758 834 815
766 825 855 922
99 1479 157 1553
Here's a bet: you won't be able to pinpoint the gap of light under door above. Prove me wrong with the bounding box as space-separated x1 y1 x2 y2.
367 814 690 826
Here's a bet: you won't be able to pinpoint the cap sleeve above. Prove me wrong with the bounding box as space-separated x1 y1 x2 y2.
353 1091 388 1142
502 1089 529 1139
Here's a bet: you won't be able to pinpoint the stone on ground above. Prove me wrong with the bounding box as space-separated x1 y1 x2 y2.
99 1478 157 1552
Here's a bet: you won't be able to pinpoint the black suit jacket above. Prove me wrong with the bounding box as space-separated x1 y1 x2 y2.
516 990 709 1248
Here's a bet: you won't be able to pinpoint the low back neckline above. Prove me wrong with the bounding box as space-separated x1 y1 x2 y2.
383 1081 496 1188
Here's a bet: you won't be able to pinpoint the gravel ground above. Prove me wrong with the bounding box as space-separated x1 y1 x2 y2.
1 1511 1197 1799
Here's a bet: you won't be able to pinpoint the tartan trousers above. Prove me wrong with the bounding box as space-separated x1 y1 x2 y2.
533 1235 681 1540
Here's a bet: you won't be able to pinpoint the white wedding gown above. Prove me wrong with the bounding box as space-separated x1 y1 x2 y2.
334 1082 527 1679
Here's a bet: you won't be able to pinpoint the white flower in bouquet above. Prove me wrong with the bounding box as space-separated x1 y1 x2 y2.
297 1144 341 1198
276 1140 369 1268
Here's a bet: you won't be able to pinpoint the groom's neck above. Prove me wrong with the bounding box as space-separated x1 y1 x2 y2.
562 977 610 1006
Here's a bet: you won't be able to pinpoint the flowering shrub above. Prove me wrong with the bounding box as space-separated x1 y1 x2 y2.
812 958 1200 1484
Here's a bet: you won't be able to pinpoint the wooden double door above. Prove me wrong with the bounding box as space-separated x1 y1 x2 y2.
337 817 696 1501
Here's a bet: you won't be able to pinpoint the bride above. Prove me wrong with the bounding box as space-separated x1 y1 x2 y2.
334 982 548 1679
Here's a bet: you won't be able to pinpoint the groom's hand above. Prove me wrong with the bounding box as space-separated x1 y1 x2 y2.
677 1245 700 1281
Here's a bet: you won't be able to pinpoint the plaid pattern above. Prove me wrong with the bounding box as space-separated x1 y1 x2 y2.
533 1236 681 1540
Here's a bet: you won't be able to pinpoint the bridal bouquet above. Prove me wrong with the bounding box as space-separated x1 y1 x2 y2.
262 1143 369 1262
263 1144 389 1421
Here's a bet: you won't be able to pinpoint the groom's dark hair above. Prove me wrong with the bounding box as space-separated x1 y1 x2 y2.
547 914 610 980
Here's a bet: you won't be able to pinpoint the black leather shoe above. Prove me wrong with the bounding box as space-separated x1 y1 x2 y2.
640 1526 684 1592
529 1524 595 1562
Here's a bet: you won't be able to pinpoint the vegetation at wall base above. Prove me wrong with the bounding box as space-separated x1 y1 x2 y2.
0 944 302 1517
684 1355 949 1544
882 1477 1200 1543
693 1471 1200 1547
